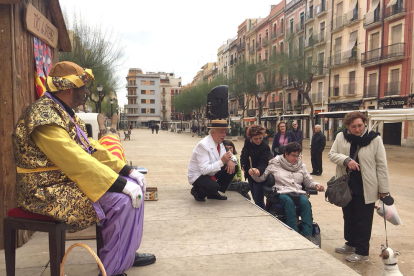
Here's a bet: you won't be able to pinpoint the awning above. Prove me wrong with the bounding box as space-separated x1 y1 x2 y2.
370 114 414 122
317 109 366 118
343 31 358 58
262 116 279 121
349 0 358 11
229 116 241 121
280 114 310 120
243 117 256 122
365 0 380 24
386 0 397 8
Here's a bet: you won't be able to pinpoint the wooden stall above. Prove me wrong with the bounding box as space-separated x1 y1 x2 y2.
0 0 71 249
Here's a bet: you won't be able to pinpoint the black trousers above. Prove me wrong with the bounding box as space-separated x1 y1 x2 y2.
192 166 238 198
342 194 375 256
311 151 323 173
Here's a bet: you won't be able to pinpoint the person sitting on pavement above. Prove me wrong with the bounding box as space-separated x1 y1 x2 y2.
12 61 155 276
188 120 238 201
223 140 251 200
240 125 270 209
249 142 325 246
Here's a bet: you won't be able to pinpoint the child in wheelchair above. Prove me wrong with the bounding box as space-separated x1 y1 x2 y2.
248 142 325 246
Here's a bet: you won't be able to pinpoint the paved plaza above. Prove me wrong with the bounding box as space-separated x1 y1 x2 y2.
0 128 413 275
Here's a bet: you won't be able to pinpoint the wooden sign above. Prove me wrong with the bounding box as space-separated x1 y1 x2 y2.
24 3 58 48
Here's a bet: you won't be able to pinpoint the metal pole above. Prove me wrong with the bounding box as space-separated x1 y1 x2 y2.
259 99 262 125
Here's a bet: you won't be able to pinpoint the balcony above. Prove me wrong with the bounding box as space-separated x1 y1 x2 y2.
161 97 166 104
271 31 277 41
364 85 378 98
249 45 255 54
313 61 327 77
286 102 293 110
285 26 295 37
269 101 283 109
230 59 234 66
311 92 323 103
247 109 256 117
384 82 401 96
332 9 361 32
343 83 357 96
256 41 262 51
305 10 314 22
294 100 302 110
237 42 246 52
329 50 359 69
262 37 269 47
361 43 405 67
305 32 326 49
126 83 138 87
385 3 406 21
331 86 340 97
286 0 304 12
315 1 327 17
363 12 382 29
276 26 284 38
296 22 304 33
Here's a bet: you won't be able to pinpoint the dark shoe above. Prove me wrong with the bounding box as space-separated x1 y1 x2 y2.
133 253 156 267
191 187 206 201
310 172 317 175
111 273 127 276
315 173 322 176
207 192 227 200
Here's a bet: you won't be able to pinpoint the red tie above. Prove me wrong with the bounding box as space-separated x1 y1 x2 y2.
211 144 221 181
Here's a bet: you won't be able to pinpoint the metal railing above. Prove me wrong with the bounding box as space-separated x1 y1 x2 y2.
364 85 378 98
384 82 401 96
249 45 255 54
313 61 326 75
269 101 283 109
305 10 314 21
311 92 323 103
361 43 405 65
329 50 359 67
315 1 326 16
331 86 340 97
230 60 234 66
271 31 277 40
363 11 382 28
286 102 293 110
294 100 302 109
332 9 361 31
263 37 269 47
343 83 357 96
247 109 256 117
296 22 304 33
306 32 326 47
237 42 246 51
286 25 295 36
286 0 304 11
256 41 262 50
385 4 406 19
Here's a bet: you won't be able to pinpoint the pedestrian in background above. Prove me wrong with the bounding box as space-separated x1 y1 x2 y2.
328 111 390 263
155 124 159 134
310 125 325 175
291 121 303 147
271 122 296 155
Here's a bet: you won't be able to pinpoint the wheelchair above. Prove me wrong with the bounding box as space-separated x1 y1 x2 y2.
262 174 322 247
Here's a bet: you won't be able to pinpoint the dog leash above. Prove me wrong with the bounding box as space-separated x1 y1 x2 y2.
383 200 388 248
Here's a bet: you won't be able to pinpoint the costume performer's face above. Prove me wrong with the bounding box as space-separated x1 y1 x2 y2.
71 86 89 108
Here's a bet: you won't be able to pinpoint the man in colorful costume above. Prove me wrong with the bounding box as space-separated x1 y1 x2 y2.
12 61 155 276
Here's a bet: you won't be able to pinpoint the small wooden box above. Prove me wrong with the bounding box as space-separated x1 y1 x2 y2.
145 187 158 201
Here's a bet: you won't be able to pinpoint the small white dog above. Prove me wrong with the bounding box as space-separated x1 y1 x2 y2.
380 245 403 276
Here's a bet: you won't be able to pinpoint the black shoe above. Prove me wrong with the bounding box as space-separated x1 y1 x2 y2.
191 187 206 201
310 172 317 175
111 273 127 276
315 173 322 176
207 192 227 200
132 253 156 267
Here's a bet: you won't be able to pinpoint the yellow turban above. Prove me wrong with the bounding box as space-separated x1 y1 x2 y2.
46 61 94 92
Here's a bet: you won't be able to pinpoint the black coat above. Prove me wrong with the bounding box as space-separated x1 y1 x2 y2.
271 131 296 153
240 139 270 181
311 131 326 153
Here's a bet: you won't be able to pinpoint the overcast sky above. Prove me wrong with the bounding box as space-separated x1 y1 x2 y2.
60 0 282 106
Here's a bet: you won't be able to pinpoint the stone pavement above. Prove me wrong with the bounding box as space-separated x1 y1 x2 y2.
1 128 412 275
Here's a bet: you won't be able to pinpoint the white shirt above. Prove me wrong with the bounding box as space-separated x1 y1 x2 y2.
187 134 225 184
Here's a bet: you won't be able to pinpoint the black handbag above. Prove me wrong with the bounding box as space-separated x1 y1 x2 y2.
325 147 361 207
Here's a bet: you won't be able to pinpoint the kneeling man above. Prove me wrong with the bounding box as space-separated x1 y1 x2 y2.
188 120 238 201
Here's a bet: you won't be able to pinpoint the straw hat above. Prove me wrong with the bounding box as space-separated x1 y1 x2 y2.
208 119 230 129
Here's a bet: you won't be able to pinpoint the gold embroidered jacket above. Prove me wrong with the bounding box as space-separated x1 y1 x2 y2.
12 95 125 230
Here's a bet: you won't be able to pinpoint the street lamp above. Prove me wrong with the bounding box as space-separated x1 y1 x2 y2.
258 91 263 125
97 83 103 113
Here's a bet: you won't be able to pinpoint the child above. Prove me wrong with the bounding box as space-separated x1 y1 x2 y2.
223 140 251 200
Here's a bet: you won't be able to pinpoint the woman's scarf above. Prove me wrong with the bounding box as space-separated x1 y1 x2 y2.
342 128 380 147
278 155 302 172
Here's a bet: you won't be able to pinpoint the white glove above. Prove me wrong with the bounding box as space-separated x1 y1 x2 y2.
129 169 146 191
122 180 143 208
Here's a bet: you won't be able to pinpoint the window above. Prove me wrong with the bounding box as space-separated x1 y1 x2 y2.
150 81 155 85
150 99 155 104
141 108 146 113
334 75 340 96
141 80 146 85
178 82 181 87
141 99 146 104
290 19 294 33
150 90 155 95
349 71 356 94
150 109 155 114
141 90 146 94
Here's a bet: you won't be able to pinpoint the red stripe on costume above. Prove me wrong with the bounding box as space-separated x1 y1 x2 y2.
100 141 120 146
102 136 121 143
111 151 123 160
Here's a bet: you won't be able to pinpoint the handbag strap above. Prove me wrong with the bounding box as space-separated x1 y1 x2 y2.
346 146 361 176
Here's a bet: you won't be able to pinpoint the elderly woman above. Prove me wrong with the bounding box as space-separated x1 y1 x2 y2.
240 125 270 209
271 122 296 155
329 111 390 263
250 142 324 246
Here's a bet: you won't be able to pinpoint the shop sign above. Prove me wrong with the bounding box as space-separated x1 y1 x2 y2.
24 3 58 48
378 97 407 107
